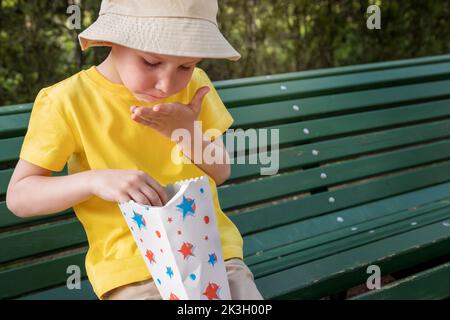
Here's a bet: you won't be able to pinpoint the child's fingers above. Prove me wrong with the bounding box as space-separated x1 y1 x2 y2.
127 188 154 206
139 184 164 207
144 176 169 205
131 112 156 127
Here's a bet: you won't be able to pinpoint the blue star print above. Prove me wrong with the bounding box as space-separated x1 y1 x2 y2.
176 195 196 220
166 266 174 278
208 253 217 267
131 210 146 229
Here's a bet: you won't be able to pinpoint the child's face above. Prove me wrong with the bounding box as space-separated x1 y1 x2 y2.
112 44 202 103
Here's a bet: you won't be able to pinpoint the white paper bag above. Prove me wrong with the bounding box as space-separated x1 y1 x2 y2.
117 175 231 300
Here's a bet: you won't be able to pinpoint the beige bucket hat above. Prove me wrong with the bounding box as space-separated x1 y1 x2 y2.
78 0 241 61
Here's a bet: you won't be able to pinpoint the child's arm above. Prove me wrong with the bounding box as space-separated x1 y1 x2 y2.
6 159 168 218
176 122 231 186
6 159 94 218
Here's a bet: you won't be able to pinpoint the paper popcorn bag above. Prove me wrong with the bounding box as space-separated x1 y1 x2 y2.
117 175 231 300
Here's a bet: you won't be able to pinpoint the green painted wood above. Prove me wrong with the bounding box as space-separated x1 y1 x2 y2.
2 54 449 117
243 182 450 256
0 113 29 138
230 119 450 180
16 182 450 300
17 278 96 300
230 79 450 128
7 200 450 296
2 141 449 262
250 203 450 278
4 198 450 300
250 98 450 153
0 137 23 163
233 161 450 237
0 218 87 264
2 56 450 300
213 54 450 89
2 61 450 138
0 103 32 116
0 183 450 300
2 118 449 229
2 115 449 192
0 202 72 230
222 141 450 210
246 198 450 266
351 261 450 300
218 62 450 107
256 218 450 299
0 248 87 299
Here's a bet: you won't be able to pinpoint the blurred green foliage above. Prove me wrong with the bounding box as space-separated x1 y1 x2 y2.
0 0 449 105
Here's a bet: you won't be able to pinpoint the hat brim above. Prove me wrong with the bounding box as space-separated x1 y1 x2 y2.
78 14 241 61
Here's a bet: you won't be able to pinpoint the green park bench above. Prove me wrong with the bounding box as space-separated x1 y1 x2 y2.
1 54 450 300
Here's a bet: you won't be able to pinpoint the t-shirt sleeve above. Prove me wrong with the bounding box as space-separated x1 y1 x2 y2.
194 68 234 141
19 88 77 172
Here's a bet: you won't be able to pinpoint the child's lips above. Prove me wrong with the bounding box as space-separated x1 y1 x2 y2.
136 93 163 102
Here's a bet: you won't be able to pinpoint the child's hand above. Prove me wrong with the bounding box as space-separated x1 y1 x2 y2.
89 169 169 206
130 86 210 139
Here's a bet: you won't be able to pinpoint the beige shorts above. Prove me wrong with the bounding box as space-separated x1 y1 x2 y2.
102 258 264 300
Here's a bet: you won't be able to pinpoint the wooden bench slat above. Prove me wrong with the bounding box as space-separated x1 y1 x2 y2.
243 182 450 256
3 183 449 299
230 119 450 180
213 54 450 89
2 60 450 137
2 55 450 300
248 98 450 153
256 217 450 299
3 119 447 232
350 261 450 300
222 140 450 210
14 205 450 301
230 79 450 128
17 278 96 300
5 198 450 300
0 249 87 300
1 116 449 195
0 202 70 230
250 202 450 278
234 161 450 238
246 197 450 266
3 76 450 140
219 62 450 107
2 54 449 118
0 218 86 264
14 184 450 300
2 109 449 180
3 114 448 199
2 144 449 263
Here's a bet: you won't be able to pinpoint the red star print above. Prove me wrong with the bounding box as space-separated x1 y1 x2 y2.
168 217 173 223
203 282 220 300
155 230 161 238
169 292 179 300
178 242 194 260
204 216 210 224
145 249 155 264
177 230 182 235
204 235 208 240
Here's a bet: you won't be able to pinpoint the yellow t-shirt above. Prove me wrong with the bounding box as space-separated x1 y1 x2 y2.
19 66 244 299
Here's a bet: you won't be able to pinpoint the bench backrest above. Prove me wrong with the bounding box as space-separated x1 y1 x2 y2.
1 54 450 299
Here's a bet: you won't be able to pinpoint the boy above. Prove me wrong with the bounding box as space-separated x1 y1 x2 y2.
6 0 263 300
